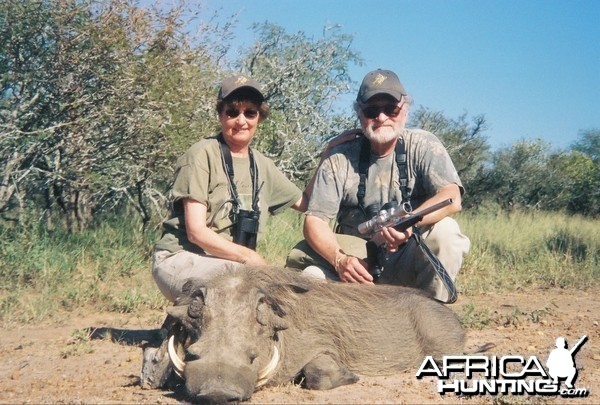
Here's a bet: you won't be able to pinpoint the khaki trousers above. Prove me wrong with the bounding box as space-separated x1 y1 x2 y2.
286 217 470 301
152 250 242 302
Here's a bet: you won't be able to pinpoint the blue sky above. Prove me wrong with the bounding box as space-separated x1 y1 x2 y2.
200 0 599 151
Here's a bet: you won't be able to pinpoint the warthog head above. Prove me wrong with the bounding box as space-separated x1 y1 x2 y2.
165 270 303 402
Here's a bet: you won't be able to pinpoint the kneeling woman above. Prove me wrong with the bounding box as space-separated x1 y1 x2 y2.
153 75 306 302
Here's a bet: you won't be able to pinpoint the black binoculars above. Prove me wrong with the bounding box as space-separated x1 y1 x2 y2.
232 209 260 250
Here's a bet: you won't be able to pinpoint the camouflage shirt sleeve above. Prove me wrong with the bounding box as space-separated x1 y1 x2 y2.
306 139 361 222
403 129 464 207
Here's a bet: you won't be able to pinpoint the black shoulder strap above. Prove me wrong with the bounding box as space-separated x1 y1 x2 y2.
357 136 371 211
357 136 411 211
394 137 411 204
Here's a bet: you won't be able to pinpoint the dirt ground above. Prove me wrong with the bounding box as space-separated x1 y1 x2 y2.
1 288 598 404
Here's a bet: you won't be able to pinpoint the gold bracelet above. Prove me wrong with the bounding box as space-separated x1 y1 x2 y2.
334 249 347 274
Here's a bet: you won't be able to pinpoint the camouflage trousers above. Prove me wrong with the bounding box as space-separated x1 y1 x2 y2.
286 217 470 302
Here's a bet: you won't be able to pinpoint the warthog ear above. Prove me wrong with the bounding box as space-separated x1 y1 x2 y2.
166 304 189 322
256 295 290 331
181 278 206 297
187 289 205 319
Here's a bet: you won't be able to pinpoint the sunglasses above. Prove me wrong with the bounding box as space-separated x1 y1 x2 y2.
224 108 259 119
361 104 401 119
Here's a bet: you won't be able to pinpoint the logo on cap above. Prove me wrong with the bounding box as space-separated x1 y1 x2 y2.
235 76 250 85
372 73 387 86
357 69 406 103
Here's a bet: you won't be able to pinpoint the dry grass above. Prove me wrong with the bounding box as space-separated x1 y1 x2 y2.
1 209 598 324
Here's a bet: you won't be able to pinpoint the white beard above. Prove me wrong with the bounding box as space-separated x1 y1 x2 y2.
363 124 401 145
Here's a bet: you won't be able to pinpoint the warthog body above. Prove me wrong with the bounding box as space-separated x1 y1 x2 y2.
166 266 464 402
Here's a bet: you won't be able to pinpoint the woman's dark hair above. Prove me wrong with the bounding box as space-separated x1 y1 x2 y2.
216 90 270 120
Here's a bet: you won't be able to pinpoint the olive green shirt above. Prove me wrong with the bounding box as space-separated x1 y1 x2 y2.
156 136 302 253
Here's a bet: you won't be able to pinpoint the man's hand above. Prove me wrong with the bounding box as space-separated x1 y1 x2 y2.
335 252 374 284
372 226 413 253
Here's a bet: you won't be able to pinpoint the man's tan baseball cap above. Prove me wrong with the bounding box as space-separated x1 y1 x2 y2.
357 69 407 103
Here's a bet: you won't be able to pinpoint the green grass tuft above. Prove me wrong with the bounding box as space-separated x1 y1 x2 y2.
0 209 598 324
457 210 599 294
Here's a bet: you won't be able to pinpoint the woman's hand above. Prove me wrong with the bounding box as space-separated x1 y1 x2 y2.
243 249 268 266
184 199 269 265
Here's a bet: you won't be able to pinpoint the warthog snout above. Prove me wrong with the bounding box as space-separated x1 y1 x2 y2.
166 285 283 402
184 361 256 402
168 335 280 401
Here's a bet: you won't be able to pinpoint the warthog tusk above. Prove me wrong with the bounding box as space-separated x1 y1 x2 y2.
255 346 279 388
168 335 185 377
168 336 278 387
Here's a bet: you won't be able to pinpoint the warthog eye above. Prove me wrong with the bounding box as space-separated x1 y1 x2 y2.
184 352 200 362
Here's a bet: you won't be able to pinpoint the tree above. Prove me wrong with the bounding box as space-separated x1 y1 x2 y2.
467 130 600 216
547 128 600 216
1 5 365 229
408 107 490 203
236 22 363 182
572 128 600 162
0 0 227 230
472 139 552 210
546 151 599 215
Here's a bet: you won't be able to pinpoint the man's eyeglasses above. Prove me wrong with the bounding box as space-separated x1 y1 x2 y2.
361 104 401 119
225 108 259 119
